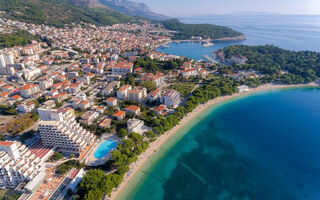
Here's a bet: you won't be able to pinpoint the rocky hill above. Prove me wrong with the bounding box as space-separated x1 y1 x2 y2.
99 0 171 20
0 0 132 27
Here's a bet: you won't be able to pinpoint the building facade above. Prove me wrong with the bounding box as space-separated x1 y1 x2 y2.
0 141 45 189
160 89 181 108
38 108 95 153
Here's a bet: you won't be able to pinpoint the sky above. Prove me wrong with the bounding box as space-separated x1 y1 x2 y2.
131 0 320 17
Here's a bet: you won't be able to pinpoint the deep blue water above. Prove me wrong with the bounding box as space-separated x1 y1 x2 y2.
158 15 320 60
93 140 117 159
131 88 320 200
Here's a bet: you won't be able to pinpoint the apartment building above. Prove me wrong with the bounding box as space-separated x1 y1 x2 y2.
141 73 165 87
20 84 40 98
38 108 95 154
101 81 120 96
111 62 133 77
147 88 161 102
160 89 181 108
0 54 14 68
127 86 147 103
180 68 198 77
17 101 36 113
125 105 141 116
0 141 45 190
106 97 117 107
117 85 132 100
127 119 144 134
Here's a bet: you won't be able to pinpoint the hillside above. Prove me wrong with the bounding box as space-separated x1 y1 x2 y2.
161 19 244 40
0 29 40 49
0 0 132 27
223 45 320 83
99 0 170 20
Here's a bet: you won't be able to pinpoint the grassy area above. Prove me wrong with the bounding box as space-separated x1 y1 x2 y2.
5 112 39 135
168 82 196 97
0 190 21 200
0 114 17 135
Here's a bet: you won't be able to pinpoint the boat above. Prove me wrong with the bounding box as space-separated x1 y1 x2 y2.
202 42 214 47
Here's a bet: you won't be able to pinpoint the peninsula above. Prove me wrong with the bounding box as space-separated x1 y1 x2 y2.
161 19 246 41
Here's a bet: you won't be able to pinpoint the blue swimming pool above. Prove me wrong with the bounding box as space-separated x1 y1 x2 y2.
94 140 117 159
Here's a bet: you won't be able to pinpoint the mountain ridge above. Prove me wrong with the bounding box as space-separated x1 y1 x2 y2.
0 0 132 27
98 0 171 20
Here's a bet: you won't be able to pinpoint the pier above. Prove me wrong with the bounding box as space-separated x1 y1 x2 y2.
202 55 217 63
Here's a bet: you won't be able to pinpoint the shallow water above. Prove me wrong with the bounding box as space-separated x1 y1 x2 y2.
127 88 320 200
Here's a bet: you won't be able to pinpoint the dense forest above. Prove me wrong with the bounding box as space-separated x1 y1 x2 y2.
0 30 40 49
161 19 243 40
0 0 132 27
223 45 320 84
134 56 186 73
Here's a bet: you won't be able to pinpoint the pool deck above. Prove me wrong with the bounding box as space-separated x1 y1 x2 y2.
85 134 120 166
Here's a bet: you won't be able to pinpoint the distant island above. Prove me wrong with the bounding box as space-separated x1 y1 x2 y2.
161 19 246 41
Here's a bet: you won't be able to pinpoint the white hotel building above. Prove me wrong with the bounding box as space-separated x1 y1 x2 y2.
0 141 45 190
38 108 95 155
160 89 181 108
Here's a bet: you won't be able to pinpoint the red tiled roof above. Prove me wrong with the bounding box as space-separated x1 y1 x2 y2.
0 92 10 97
119 85 131 92
0 141 13 146
80 100 89 105
106 97 116 102
21 84 37 90
154 105 166 112
125 105 140 112
113 110 125 117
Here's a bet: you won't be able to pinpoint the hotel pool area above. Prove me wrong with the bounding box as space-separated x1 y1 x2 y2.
93 140 117 159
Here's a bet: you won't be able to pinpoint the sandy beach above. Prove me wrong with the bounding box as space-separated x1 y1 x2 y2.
109 83 318 200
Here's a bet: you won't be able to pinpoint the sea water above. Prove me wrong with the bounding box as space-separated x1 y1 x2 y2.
157 15 320 60
124 88 320 200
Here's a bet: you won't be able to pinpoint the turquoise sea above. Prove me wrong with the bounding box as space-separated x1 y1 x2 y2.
122 87 320 200
158 15 320 60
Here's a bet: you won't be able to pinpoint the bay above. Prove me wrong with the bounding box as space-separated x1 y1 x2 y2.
157 15 320 60
125 87 320 200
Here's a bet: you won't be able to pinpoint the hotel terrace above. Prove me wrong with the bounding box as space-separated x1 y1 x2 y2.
0 141 50 192
38 108 95 156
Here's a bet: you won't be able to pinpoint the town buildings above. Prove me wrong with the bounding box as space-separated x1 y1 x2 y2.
111 62 133 77
20 84 40 98
127 118 145 134
117 85 132 100
101 81 120 96
127 86 147 103
237 85 250 93
125 105 141 116
160 89 181 108
106 97 118 107
113 110 126 121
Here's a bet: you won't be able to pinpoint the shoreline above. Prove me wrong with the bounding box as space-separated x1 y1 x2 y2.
109 83 318 200
157 34 246 49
